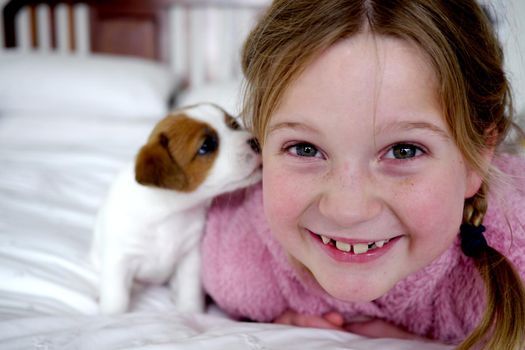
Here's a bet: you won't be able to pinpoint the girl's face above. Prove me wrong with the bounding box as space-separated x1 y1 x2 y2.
262 33 483 302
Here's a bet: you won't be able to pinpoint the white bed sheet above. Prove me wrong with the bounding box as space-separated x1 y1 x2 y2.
1 313 452 350
0 110 452 349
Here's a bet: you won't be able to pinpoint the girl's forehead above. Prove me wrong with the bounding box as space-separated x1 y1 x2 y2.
299 33 437 100
267 33 442 134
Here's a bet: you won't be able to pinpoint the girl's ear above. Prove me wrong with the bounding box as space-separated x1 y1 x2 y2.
134 135 189 191
464 133 497 199
464 169 483 199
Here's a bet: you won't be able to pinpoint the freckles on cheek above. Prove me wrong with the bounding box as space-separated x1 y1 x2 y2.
394 180 463 240
262 162 313 228
262 171 300 222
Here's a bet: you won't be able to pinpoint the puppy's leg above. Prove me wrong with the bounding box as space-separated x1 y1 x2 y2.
99 258 134 315
169 248 204 313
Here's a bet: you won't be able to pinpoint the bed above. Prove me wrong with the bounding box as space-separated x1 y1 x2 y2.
0 0 502 348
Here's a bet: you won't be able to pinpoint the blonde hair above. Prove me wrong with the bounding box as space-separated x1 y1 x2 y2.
240 1 525 349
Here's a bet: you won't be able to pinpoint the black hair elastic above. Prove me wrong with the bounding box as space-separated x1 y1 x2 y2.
459 223 488 258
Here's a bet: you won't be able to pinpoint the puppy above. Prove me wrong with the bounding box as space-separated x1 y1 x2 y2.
90 103 261 315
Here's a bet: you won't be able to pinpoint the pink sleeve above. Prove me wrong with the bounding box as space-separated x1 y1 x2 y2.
201 183 288 321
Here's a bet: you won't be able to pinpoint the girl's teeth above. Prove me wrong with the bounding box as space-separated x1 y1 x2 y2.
319 233 391 253
353 243 369 255
375 240 386 248
335 241 351 252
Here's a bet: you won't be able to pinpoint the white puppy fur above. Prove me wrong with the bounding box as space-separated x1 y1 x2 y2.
91 103 261 315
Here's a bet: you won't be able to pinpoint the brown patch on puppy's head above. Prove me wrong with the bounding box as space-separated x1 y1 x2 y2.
135 113 219 192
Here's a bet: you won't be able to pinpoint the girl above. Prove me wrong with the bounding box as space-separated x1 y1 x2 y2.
201 1 525 349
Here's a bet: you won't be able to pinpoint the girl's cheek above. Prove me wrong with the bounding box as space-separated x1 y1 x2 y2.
262 163 307 224
390 175 464 242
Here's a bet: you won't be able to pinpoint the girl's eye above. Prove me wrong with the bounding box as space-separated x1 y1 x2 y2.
287 142 322 158
384 143 424 160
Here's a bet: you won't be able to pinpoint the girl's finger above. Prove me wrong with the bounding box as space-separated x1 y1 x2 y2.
322 311 345 327
345 319 424 341
274 310 344 330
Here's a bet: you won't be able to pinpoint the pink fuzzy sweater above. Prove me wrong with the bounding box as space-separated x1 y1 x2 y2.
201 154 525 344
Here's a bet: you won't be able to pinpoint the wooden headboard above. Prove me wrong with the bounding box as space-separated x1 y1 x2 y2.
2 0 268 85
4 0 173 61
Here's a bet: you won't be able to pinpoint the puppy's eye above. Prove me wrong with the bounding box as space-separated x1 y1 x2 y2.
226 116 241 130
198 134 219 156
230 119 241 130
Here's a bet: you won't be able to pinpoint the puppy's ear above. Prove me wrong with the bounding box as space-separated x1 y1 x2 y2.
135 134 188 190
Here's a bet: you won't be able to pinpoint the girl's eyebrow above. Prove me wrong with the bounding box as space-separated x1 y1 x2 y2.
268 120 449 139
376 121 450 139
267 121 317 134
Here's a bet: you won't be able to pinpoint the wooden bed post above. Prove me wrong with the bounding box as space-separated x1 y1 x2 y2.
3 0 76 48
3 0 29 47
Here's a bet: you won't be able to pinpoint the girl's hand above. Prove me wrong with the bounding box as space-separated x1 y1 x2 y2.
274 309 345 330
345 319 425 341
274 310 424 341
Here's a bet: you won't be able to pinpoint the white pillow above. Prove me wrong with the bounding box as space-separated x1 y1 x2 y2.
0 51 179 118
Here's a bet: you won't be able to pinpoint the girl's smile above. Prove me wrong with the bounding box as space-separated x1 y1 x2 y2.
308 228 402 263
261 32 484 302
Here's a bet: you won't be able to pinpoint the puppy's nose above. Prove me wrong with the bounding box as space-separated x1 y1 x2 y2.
247 138 260 154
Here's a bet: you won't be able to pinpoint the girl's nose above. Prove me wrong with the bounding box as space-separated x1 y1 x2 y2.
318 166 382 227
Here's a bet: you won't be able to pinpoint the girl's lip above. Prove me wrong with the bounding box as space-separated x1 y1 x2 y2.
307 229 402 263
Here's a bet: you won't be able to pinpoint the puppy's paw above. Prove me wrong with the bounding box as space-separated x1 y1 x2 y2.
170 286 205 314
99 299 129 315
173 296 205 314
98 274 132 315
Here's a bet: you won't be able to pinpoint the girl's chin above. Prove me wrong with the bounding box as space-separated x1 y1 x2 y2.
319 280 388 302
297 263 393 302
